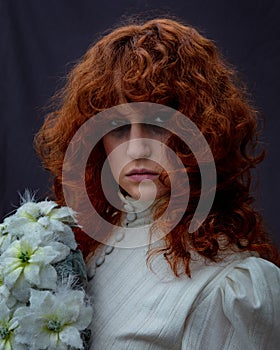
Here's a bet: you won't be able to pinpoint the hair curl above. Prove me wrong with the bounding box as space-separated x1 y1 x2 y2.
34 18 280 276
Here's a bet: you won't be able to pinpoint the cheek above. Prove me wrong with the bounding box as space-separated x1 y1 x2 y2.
107 156 121 181
102 136 126 180
102 135 115 156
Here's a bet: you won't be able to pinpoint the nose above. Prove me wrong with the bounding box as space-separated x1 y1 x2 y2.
126 123 152 159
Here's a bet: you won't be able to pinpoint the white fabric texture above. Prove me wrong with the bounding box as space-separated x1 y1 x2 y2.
87 194 280 349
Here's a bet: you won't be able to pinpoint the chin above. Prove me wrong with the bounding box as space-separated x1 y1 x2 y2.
124 183 169 202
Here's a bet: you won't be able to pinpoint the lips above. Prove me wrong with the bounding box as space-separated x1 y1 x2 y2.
126 168 159 182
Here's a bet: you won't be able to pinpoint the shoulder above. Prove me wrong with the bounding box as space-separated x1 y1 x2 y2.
219 256 280 304
183 257 280 349
219 257 280 348
193 254 280 313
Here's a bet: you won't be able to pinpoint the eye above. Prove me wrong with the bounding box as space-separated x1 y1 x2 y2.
108 119 130 136
142 112 171 134
110 119 128 127
154 115 165 123
150 111 171 125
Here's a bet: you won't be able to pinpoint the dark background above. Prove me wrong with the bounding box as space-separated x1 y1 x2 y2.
1 0 279 247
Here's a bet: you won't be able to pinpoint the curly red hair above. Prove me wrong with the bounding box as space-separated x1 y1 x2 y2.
34 18 280 276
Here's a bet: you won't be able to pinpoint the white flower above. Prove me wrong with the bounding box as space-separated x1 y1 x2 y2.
0 236 70 302
0 266 16 309
0 219 17 254
0 223 7 234
0 194 92 348
4 201 78 250
0 266 9 298
14 289 93 350
0 300 27 350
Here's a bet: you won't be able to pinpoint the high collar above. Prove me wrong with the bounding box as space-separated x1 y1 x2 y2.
103 190 166 248
117 190 155 228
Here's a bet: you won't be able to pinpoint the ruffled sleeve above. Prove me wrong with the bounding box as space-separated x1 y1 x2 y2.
182 257 280 350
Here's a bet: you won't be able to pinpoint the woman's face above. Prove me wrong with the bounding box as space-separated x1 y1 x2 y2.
102 114 172 201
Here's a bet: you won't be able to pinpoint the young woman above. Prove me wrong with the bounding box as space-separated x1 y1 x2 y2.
35 18 280 349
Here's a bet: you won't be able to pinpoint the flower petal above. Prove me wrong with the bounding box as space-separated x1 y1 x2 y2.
59 326 83 348
38 265 57 290
31 243 69 265
37 200 58 215
54 227 77 250
11 277 31 302
23 264 40 285
37 216 50 227
74 305 93 330
50 207 77 222
28 289 53 309
0 299 11 320
3 266 23 288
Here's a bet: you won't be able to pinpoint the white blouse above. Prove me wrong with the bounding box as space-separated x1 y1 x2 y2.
87 194 280 350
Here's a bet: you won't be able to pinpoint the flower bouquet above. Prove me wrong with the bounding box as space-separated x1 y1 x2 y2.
0 192 92 350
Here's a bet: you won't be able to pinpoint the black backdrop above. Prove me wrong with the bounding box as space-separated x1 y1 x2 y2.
1 0 279 246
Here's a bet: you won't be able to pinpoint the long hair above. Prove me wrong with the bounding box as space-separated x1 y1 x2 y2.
34 18 280 276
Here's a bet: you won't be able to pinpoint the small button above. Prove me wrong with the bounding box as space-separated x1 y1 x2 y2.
127 212 136 222
124 203 134 212
87 264 96 279
115 231 125 242
95 255 105 267
104 245 114 255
